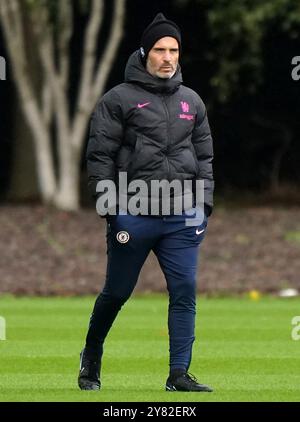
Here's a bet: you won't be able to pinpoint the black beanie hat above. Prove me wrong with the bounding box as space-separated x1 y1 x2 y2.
140 13 181 62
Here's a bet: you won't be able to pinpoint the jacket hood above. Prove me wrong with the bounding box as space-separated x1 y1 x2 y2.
124 50 182 94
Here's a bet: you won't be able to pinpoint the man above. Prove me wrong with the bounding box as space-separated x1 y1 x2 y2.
79 13 214 392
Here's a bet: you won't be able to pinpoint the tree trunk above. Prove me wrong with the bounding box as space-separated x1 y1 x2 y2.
53 143 81 210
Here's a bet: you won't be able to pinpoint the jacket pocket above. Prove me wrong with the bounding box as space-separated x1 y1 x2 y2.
127 135 142 179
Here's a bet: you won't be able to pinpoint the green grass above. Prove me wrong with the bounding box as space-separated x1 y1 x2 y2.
0 295 300 402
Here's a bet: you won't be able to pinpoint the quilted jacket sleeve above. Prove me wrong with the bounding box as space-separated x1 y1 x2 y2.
191 97 214 216
86 89 124 202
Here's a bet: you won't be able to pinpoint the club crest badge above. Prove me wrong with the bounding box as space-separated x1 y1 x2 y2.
116 231 130 244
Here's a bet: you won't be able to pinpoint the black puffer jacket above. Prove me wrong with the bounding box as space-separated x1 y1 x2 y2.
87 50 214 215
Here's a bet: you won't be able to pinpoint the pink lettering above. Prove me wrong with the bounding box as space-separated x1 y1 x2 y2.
179 114 194 121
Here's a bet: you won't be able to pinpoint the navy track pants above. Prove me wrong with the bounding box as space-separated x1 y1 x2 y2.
85 209 208 371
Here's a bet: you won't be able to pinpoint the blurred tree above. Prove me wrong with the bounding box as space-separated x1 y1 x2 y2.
177 0 300 103
176 0 300 192
0 0 125 210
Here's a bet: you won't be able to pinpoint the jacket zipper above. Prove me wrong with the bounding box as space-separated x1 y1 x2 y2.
161 96 171 180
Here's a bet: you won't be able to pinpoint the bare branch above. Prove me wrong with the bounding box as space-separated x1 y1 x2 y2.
58 0 73 87
42 76 53 127
73 0 104 121
31 2 71 140
71 0 125 151
0 0 57 200
22 5 53 130
0 0 47 138
0 0 22 38
92 0 125 104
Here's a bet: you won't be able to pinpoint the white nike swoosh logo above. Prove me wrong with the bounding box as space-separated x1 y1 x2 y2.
196 228 205 235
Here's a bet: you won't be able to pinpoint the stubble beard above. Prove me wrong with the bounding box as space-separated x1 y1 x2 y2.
146 59 177 80
156 69 176 79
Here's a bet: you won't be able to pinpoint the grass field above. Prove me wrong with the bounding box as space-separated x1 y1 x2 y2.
0 295 300 402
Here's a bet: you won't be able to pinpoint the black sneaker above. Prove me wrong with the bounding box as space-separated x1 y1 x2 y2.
166 372 213 392
78 349 101 391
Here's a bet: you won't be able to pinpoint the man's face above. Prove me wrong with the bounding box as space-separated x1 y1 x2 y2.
146 37 179 79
